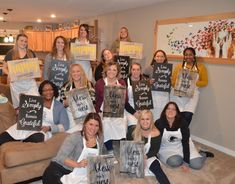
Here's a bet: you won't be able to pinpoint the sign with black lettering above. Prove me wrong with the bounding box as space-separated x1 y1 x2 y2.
67 88 95 123
152 63 172 92
103 86 126 118
88 155 116 184
132 80 153 110
114 55 130 81
120 141 145 178
174 69 199 97
17 94 43 131
48 60 70 89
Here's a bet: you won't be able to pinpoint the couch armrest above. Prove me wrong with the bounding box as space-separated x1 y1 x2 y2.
0 132 68 168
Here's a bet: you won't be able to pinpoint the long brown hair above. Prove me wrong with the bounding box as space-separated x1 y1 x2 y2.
12 33 34 60
51 36 72 60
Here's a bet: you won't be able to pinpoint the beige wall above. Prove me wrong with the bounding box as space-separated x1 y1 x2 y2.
96 0 235 155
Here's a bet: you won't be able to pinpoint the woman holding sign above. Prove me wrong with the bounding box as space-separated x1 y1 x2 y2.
0 80 69 146
60 63 95 133
127 110 170 184
70 24 94 83
95 62 136 155
43 36 73 80
170 47 208 126
42 112 103 184
155 102 213 172
111 26 132 55
2 33 39 109
144 50 171 122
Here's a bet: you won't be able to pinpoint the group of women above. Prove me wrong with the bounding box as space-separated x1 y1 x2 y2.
0 25 213 184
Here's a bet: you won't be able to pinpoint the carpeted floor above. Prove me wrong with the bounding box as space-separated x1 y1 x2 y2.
27 142 235 184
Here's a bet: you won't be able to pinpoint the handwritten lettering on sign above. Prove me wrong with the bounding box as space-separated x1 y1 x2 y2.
88 155 116 184
103 86 126 118
17 94 43 131
132 80 153 110
7 58 41 82
114 56 130 81
120 141 145 178
49 60 70 89
152 63 172 92
67 88 95 124
119 41 143 59
174 69 199 97
71 43 96 61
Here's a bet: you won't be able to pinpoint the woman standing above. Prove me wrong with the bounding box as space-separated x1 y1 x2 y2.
43 36 73 80
144 50 170 121
0 80 70 146
111 26 132 55
155 102 213 171
170 47 208 125
95 48 114 81
3 33 38 109
70 24 94 82
42 112 103 184
127 110 170 184
95 62 135 154
60 63 95 133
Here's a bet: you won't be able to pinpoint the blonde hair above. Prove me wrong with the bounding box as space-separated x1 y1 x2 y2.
132 110 155 141
116 27 131 42
12 33 34 60
69 63 88 87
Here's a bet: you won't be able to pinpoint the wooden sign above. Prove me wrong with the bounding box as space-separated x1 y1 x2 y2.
87 155 116 184
119 141 145 178
119 41 143 59
132 80 153 110
7 58 41 82
152 63 172 92
17 94 43 131
67 88 95 124
48 60 70 89
70 43 96 61
103 86 126 118
114 55 130 81
174 69 199 97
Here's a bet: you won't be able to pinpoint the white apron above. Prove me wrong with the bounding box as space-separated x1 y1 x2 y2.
170 87 200 113
158 128 201 164
73 39 94 83
6 100 54 141
60 137 99 184
102 78 128 142
10 79 38 108
151 90 169 121
125 78 138 126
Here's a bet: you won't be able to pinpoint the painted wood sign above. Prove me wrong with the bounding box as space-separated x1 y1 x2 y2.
87 155 116 184
119 41 143 59
17 94 43 131
7 58 41 82
48 60 70 89
152 63 172 92
67 88 95 123
71 43 97 61
174 69 199 97
132 80 153 110
119 141 145 178
103 86 126 118
114 55 130 81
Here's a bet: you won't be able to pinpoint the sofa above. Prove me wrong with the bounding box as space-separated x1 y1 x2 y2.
0 89 68 184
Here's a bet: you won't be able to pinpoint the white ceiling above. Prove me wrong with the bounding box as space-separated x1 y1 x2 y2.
0 0 174 23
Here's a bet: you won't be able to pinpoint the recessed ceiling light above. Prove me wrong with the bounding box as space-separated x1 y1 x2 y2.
50 14 56 18
0 17 3 20
37 19 42 23
188 24 193 28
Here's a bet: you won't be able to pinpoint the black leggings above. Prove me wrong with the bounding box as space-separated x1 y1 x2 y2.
42 161 71 184
0 132 44 146
149 159 171 184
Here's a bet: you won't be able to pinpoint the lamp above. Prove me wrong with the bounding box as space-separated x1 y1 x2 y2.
8 34 14 42
4 36 9 43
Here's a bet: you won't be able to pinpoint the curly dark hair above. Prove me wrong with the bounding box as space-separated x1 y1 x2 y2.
38 80 59 98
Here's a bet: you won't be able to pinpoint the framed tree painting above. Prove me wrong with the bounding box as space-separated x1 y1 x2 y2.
154 12 235 64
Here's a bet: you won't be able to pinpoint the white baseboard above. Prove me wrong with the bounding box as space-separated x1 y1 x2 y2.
191 135 235 157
